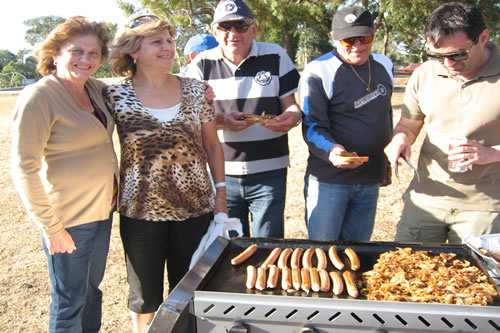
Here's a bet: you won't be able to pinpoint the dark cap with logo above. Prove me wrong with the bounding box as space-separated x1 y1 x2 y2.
212 0 254 25
332 6 374 40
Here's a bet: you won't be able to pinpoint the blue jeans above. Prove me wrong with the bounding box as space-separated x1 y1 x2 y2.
304 177 379 241
42 215 112 333
226 169 287 238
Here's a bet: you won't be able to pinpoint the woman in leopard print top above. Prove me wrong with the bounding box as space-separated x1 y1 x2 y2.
106 15 226 332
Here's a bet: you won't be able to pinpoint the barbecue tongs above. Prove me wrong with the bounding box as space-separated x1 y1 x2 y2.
395 154 420 183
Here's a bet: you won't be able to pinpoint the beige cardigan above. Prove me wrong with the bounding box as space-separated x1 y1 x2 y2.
11 75 119 236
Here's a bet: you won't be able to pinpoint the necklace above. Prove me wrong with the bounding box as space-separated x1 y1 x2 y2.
350 59 371 92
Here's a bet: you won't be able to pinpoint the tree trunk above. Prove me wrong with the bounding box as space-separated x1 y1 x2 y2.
283 25 294 60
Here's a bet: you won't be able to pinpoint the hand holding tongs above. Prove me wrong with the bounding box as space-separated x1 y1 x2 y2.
394 154 420 183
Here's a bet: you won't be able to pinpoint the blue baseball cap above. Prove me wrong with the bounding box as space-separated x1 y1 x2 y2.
183 34 219 56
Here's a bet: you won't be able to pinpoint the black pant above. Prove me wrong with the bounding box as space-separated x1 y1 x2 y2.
120 213 211 313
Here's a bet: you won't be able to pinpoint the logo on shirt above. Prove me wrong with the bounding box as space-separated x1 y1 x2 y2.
354 84 388 109
254 71 272 86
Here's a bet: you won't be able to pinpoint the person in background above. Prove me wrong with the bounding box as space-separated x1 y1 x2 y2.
11 16 118 332
298 6 394 241
186 0 302 238
106 14 226 332
384 2 500 243
179 33 218 75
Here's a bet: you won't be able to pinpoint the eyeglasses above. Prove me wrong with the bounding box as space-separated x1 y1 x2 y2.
427 37 478 62
128 15 159 29
339 35 374 47
216 20 255 33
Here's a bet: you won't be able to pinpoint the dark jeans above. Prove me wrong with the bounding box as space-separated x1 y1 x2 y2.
42 215 112 333
226 168 287 238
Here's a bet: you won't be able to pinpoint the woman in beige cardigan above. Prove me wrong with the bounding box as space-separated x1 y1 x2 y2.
11 17 118 332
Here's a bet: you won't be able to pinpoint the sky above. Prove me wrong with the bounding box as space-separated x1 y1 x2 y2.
1 0 129 54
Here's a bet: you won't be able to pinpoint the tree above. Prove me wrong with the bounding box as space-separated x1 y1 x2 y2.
24 16 66 46
0 50 17 71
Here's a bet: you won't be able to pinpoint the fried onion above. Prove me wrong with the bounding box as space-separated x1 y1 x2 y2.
360 248 498 306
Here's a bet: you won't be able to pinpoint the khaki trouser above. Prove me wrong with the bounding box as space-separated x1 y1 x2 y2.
395 194 500 244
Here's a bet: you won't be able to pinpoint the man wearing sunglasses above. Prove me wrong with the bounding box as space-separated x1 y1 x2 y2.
186 0 301 238
298 6 394 241
384 2 500 244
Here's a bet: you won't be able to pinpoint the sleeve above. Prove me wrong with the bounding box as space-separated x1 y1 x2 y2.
185 59 204 81
10 88 63 236
401 70 425 121
298 64 336 163
278 46 300 98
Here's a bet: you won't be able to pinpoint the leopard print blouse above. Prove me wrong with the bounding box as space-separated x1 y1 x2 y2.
106 76 215 221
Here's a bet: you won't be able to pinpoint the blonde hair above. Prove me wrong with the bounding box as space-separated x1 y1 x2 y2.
35 16 109 76
109 15 176 77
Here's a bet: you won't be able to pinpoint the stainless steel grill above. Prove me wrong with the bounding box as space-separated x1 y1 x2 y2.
148 237 500 333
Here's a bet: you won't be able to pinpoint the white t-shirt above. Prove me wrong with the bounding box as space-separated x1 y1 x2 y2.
145 103 181 122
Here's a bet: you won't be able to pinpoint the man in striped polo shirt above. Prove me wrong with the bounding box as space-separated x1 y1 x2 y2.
186 0 301 238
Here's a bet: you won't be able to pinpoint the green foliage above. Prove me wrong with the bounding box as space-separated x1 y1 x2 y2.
23 16 66 46
0 50 17 71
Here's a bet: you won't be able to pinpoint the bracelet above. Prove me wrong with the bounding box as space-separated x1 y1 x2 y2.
215 182 226 188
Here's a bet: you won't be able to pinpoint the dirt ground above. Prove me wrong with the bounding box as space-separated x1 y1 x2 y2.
0 73 423 332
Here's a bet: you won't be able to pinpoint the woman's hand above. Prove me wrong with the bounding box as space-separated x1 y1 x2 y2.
44 229 77 255
204 82 215 105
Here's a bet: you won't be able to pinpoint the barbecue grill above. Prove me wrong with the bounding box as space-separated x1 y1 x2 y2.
148 237 500 333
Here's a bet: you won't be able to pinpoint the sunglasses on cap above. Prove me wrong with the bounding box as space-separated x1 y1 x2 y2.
339 35 374 47
128 15 159 29
426 37 478 62
216 20 255 33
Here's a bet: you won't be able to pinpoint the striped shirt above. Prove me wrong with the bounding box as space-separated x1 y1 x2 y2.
186 41 300 175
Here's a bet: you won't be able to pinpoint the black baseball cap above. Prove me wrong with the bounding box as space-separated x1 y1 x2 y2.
332 6 374 40
212 0 254 25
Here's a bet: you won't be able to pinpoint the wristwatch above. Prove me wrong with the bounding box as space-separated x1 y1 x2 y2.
294 111 303 127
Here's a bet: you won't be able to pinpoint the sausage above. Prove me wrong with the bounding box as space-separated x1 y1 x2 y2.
267 265 280 289
261 247 282 270
328 246 344 270
315 248 328 270
329 271 344 296
246 265 257 289
302 248 314 269
344 247 360 271
291 248 303 269
231 244 258 265
318 269 330 292
342 270 359 297
292 267 301 291
309 267 320 292
255 267 267 291
300 267 311 293
277 248 293 269
281 267 292 290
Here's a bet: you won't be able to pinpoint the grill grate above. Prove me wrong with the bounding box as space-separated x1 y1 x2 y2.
194 292 500 332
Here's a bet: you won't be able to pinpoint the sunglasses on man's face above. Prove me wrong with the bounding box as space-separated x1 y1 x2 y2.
339 35 374 47
216 20 254 33
426 37 478 62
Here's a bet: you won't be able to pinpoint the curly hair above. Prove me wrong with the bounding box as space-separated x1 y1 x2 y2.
35 16 110 76
109 15 176 77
